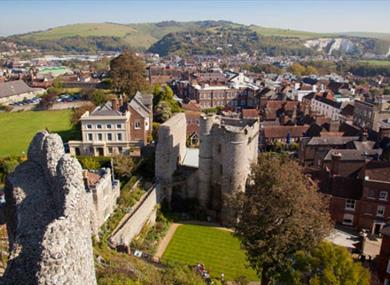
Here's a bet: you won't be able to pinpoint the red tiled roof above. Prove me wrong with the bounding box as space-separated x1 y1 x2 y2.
242 109 259 118
365 161 390 182
263 125 309 139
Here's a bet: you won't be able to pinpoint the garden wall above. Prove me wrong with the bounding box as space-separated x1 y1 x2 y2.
109 185 160 248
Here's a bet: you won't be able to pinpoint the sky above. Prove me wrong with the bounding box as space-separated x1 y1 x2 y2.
1 0 390 36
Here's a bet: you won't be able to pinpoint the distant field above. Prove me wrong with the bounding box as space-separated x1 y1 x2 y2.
249 25 332 39
21 23 136 40
162 224 258 281
0 110 78 157
356 60 390 66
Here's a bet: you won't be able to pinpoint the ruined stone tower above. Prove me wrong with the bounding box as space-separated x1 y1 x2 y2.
2 131 97 285
198 114 259 222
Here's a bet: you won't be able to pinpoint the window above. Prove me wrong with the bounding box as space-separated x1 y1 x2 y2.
87 124 92 129
379 191 388 201
377 205 385 217
118 147 123 153
117 124 122 129
97 124 102 129
218 144 222 153
134 120 141 129
97 133 103 141
107 133 112 141
88 133 93 141
345 199 355 211
107 124 112 129
108 147 113 153
219 164 223 175
117 133 122 141
342 213 354 226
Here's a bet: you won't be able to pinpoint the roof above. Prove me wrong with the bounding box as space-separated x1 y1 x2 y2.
263 125 309 139
129 92 151 119
364 161 390 182
314 95 342 109
340 104 355 117
182 100 201 112
242 109 259 118
90 101 123 116
307 136 358 146
87 171 101 186
181 148 199 168
302 92 316 100
0 80 36 99
323 149 382 162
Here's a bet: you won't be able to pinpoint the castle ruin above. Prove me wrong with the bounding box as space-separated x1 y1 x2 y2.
2 131 97 285
156 113 259 224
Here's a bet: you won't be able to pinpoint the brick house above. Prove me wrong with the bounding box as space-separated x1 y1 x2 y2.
316 152 390 235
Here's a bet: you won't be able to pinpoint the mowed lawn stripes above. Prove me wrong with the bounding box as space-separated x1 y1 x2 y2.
161 224 258 281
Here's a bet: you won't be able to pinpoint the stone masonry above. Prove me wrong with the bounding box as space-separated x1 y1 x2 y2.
155 113 259 224
2 131 97 285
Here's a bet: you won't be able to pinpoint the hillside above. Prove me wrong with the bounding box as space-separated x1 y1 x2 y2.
4 20 390 57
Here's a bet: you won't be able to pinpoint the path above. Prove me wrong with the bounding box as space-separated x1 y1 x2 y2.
154 221 233 259
154 223 180 259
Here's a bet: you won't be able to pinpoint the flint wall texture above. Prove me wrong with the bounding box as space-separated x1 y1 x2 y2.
2 131 97 285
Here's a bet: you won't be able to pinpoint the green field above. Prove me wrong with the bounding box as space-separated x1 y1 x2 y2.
162 224 258 281
0 110 78 157
356 59 390 66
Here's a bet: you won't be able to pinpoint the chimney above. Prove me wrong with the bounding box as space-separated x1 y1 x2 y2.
280 113 286 125
359 130 368 142
111 98 119 111
331 152 342 176
329 120 340 132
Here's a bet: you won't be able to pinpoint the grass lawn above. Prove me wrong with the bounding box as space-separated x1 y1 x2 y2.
356 59 390 66
162 224 258 281
0 110 78 157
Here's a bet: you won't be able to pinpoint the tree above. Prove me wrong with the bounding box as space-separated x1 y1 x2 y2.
154 101 172 123
87 89 113 106
383 86 390 95
232 153 332 284
70 103 96 130
304 65 319 75
113 155 134 179
282 242 370 285
110 50 149 97
288 63 306 76
38 92 57 110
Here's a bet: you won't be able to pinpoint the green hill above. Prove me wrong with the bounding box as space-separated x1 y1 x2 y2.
5 20 390 57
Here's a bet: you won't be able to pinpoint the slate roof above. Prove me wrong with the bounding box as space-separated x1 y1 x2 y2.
307 136 359 146
323 149 382 161
0 80 35 98
314 95 342 109
340 104 355 117
90 102 123 116
129 92 152 119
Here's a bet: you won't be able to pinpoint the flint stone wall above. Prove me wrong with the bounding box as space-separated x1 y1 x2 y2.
2 131 97 285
